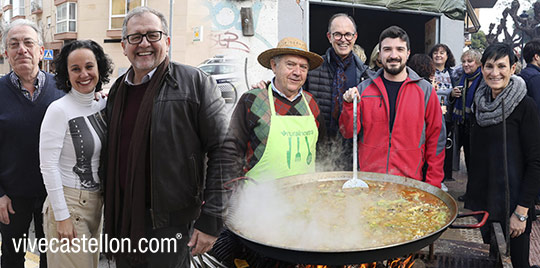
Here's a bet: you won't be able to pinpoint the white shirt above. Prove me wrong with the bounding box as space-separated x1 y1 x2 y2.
40 89 107 221
124 67 157 86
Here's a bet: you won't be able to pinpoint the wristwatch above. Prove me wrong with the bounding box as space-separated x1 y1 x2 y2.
514 211 528 222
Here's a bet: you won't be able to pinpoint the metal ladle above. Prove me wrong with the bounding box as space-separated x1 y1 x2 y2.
343 93 369 189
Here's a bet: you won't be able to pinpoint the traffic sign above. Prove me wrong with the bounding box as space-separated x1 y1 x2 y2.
43 49 53 60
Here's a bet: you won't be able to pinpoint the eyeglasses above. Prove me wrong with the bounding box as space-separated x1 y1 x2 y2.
331 32 355 41
8 39 38 50
124 31 166 45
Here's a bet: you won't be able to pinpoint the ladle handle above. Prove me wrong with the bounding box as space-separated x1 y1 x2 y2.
353 93 358 180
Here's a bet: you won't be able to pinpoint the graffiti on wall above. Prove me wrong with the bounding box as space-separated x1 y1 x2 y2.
212 31 250 53
202 1 273 53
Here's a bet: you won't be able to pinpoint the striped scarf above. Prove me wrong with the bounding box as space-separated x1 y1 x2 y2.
453 67 482 123
330 49 353 134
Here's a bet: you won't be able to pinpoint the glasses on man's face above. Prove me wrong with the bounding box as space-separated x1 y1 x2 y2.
8 39 38 50
332 32 355 41
124 31 166 45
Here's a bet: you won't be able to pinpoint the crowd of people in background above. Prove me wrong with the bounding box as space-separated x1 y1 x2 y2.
0 8 540 268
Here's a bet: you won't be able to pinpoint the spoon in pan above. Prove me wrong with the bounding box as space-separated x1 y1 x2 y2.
343 92 369 189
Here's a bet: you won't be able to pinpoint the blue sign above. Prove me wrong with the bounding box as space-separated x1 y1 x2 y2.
43 49 53 60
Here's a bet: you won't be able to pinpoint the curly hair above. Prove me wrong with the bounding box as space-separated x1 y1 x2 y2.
429 44 456 69
407 54 435 81
54 40 113 93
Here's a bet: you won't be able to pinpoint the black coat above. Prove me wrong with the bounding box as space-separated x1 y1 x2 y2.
465 96 540 223
304 47 370 137
104 61 230 236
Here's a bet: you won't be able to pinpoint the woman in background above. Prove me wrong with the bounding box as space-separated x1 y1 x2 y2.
430 44 457 187
39 40 113 268
448 49 483 202
368 43 382 71
407 53 436 82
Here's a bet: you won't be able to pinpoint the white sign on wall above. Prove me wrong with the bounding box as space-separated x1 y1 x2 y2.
193 26 203 42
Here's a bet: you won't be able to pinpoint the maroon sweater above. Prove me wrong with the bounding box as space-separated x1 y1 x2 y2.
118 82 149 194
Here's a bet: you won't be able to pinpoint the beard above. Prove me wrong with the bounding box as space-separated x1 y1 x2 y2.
383 61 406 76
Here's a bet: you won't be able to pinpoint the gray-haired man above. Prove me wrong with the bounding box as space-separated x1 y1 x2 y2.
103 6 229 268
0 19 64 268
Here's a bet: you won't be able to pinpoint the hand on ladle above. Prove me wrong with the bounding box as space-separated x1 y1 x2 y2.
343 87 360 103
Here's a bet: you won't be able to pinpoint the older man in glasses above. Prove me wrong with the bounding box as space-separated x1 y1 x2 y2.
103 6 229 268
304 13 370 170
0 19 64 268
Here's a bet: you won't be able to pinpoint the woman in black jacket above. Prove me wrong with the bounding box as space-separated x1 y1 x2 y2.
466 43 540 268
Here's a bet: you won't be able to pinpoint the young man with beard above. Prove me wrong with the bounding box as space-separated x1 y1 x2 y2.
339 26 446 188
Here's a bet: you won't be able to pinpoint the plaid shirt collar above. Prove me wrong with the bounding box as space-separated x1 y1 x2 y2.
270 78 303 102
10 71 46 102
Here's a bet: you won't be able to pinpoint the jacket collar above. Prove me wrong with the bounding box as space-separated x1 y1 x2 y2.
526 63 540 73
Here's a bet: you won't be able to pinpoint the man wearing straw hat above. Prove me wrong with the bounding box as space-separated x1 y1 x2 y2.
223 37 327 181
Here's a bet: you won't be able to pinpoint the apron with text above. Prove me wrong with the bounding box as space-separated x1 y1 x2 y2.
246 85 318 181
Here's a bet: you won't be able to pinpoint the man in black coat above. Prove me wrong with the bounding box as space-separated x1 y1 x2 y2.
520 39 540 117
304 13 369 170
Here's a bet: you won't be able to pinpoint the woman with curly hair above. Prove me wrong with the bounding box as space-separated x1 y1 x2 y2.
430 44 457 186
39 40 113 268
407 53 436 82
430 43 456 98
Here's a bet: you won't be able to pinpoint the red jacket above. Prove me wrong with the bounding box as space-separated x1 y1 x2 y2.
339 68 446 187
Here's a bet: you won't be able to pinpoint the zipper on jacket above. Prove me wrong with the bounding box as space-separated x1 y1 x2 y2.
384 80 407 174
386 132 392 173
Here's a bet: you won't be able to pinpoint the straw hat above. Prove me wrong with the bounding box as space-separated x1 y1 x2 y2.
257 37 323 71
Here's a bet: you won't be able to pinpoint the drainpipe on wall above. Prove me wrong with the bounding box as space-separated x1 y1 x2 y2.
169 0 173 59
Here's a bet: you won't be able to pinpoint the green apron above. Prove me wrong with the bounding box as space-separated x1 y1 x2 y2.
246 85 318 181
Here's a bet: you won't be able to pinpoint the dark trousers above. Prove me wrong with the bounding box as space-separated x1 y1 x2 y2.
0 196 47 268
115 212 192 268
443 121 454 180
455 121 471 172
480 218 533 268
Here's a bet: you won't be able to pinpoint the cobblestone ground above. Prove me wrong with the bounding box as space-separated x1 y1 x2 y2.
444 152 540 267
530 204 540 266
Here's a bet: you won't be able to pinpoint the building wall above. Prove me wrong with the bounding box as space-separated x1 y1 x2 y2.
200 0 278 87
0 0 214 88
440 15 465 63
0 1 467 88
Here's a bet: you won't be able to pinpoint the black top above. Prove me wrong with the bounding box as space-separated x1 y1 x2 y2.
466 96 540 223
382 76 404 132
